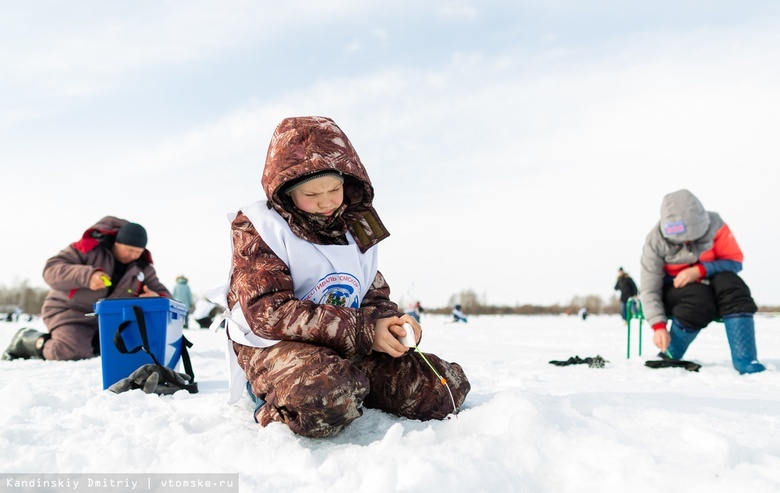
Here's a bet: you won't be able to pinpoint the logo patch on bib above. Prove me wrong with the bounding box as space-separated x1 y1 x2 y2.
302 272 361 308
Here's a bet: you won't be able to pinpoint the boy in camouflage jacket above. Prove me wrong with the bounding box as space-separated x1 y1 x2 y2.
222 116 470 437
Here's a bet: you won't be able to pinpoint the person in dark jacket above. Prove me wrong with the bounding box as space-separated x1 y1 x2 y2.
639 189 764 374
614 267 638 320
2 217 171 361
452 304 468 323
215 116 470 438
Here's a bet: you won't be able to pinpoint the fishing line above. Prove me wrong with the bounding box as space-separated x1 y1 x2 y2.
411 342 458 418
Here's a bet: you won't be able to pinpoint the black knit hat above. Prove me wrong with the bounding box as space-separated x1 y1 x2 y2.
115 222 147 248
283 170 344 194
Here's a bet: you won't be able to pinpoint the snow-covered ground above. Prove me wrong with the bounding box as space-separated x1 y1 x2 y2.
2 313 780 493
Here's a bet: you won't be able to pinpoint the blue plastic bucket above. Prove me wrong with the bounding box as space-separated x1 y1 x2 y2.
95 298 187 389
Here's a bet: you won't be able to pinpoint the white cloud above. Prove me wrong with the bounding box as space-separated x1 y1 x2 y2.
434 1 479 20
371 28 388 42
0 1 384 96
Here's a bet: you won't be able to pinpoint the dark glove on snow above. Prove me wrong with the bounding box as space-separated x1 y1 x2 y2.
549 355 608 368
586 355 607 368
109 364 194 395
645 359 702 372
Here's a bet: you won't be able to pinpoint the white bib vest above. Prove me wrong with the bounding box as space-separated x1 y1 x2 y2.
208 200 379 403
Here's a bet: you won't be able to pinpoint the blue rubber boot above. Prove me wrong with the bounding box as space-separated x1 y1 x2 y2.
665 319 699 360
724 315 765 374
246 381 266 422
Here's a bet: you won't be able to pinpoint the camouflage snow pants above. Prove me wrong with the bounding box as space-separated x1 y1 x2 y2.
234 341 470 438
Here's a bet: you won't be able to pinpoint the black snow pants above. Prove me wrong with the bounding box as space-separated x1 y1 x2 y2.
662 271 757 330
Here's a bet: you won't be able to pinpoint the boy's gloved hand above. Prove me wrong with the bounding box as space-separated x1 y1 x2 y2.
108 364 193 395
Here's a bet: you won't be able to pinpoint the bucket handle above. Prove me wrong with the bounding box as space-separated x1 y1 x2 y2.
114 305 162 366
113 305 198 393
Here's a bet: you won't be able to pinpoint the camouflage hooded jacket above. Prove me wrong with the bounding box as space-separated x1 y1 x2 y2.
227 116 399 359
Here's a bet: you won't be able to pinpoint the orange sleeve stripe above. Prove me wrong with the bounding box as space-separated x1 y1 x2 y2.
708 224 743 263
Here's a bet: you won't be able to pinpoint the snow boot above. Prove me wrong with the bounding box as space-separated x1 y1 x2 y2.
664 319 699 360
1 328 45 360
246 381 266 423
723 315 765 374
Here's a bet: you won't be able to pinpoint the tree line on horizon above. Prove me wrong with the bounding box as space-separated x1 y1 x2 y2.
0 281 49 315
2 282 780 317
412 289 780 316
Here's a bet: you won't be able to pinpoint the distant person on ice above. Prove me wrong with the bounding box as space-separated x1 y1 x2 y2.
173 275 193 329
2 218 172 361
192 298 219 329
452 304 468 323
578 306 589 320
214 116 470 438
173 275 194 328
405 301 424 322
639 189 765 374
614 267 638 320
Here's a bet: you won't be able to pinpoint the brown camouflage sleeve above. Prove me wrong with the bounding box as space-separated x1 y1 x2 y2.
360 271 402 318
227 212 378 358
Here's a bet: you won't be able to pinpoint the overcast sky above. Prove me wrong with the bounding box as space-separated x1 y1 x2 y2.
2 1 779 309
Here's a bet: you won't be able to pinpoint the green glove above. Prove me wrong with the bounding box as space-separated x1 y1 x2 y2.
109 364 194 395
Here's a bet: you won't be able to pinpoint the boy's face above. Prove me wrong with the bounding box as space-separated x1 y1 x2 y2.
289 176 344 217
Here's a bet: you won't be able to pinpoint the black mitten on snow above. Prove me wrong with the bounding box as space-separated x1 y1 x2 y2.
108 364 195 395
549 356 586 366
549 355 608 368
645 359 702 372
